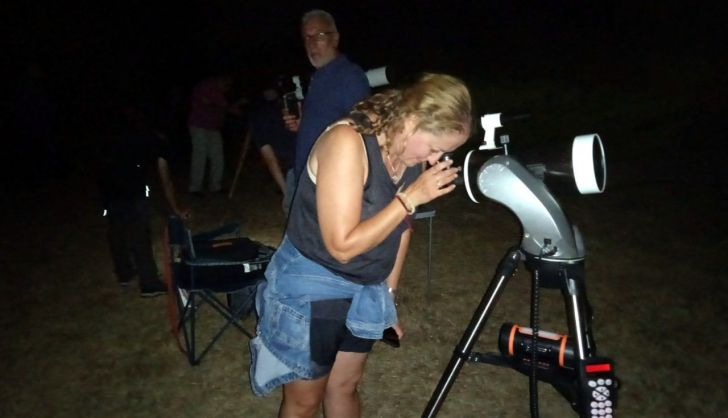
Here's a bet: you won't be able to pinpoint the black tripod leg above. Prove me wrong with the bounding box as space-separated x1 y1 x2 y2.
422 249 521 418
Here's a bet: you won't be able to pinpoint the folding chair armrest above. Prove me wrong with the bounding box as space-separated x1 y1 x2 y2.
259 245 276 257
193 222 241 242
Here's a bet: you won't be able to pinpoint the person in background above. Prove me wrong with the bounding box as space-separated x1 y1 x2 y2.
247 85 295 213
99 101 190 297
187 73 245 195
250 73 473 418
283 9 370 208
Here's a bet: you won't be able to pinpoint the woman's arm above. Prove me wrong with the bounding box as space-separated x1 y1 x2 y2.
312 125 410 263
387 227 411 339
386 227 411 292
259 143 287 194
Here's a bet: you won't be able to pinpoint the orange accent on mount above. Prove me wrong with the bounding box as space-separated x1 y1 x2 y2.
508 324 519 356
559 335 568 367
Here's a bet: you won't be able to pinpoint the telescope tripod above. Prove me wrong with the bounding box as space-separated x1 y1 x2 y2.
422 247 617 418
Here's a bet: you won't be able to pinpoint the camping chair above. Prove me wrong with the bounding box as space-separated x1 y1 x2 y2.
164 216 275 365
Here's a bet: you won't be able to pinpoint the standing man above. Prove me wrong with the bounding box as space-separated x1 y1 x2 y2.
283 9 370 208
187 73 244 195
99 102 191 297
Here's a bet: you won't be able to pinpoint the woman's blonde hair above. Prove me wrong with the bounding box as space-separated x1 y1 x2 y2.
352 73 472 146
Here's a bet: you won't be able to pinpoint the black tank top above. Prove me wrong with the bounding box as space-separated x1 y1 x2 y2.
287 113 420 285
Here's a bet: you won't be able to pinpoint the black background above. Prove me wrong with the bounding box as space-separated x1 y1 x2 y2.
4 2 725 103
2 0 726 177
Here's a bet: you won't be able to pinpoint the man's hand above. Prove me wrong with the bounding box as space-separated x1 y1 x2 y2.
283 112 300 132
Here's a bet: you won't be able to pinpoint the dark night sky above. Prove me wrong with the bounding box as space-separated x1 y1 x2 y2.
2 1 726 133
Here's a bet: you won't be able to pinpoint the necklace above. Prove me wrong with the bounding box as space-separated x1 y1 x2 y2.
385 150 403 182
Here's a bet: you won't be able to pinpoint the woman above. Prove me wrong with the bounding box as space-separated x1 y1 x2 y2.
250 73 472 417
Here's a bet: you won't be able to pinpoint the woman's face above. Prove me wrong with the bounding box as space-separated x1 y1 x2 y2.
400 127 469 167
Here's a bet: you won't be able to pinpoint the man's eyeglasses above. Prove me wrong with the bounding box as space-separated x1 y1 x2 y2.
303 31 336 43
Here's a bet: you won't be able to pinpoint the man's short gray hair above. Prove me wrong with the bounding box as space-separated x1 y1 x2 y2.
301 9 338 32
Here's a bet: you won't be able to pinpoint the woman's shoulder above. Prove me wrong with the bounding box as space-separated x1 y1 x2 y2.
309 118 369 182
311 120 366 165
319 119 361 145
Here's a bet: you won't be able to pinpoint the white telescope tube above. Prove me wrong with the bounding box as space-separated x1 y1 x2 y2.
366 66 390 87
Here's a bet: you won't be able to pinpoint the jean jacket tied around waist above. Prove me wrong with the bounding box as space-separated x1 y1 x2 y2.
249 236 397 396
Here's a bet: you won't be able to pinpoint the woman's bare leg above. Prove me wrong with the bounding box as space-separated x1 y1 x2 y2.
323 351 369 418
279 375 328 418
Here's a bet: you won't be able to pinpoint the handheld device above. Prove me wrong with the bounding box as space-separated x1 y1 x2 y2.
283 92 300 119
576 358 617 418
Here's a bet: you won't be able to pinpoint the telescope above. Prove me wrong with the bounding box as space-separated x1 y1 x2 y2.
423 114 618 418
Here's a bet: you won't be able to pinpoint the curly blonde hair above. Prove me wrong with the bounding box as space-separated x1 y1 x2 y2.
351 73 472 149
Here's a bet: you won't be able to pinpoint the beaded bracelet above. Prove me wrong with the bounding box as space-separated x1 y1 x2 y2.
395 192 416 215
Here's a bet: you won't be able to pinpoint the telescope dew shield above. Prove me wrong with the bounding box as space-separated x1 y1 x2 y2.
365 66 390 88
572 134 606 194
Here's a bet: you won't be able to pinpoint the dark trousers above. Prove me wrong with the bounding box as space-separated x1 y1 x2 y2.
106 200 159 288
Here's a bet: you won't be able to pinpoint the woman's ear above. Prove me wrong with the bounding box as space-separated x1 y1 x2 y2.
402 115 418 137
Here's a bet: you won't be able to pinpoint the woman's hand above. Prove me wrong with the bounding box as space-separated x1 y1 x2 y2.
402 159 461 208
392 322 404 339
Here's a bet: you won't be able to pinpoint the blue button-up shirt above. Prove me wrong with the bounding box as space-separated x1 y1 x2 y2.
294 54 370 178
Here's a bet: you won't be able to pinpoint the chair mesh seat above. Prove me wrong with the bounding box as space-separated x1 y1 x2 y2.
164 216 274 365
